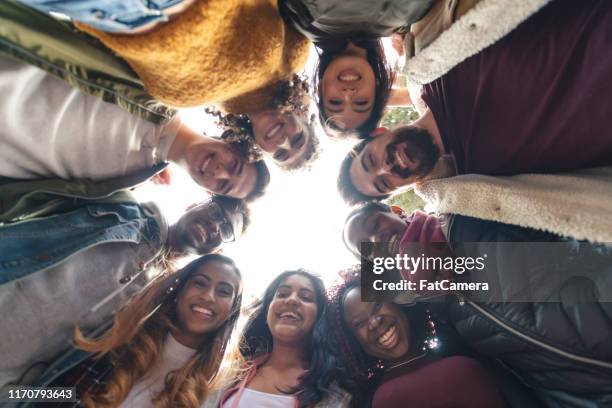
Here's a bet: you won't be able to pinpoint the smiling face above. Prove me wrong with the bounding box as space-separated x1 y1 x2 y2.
250 110 310 167
266 274 319 345
345 207 408 258
342 287 411 363
173 260 241 348
184 138 257 198
350 126 440 197
172 200 243 255
321 43 376 130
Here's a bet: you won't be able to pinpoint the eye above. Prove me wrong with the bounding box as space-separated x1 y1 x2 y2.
276 290 290 298
290 132 305 149
273 149 290 162
300 293 314 302
217 285 234 297
193 278 207 289
354 99 369 106
328 98 342 106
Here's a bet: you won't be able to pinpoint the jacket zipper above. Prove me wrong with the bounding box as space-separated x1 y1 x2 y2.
457 294 612 370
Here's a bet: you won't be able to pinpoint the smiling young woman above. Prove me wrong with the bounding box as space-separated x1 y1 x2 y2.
47 255 244 408
325 269 507 408
209 270 350 408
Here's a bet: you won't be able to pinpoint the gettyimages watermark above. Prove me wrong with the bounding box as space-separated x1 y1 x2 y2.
360 241 612 303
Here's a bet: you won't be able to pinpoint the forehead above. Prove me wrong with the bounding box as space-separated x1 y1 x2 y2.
345 211 371 248
342 286 366 319
278 274 315 292
194 260 240 287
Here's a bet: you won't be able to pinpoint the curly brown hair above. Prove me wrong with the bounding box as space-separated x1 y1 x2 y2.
206 75 319 170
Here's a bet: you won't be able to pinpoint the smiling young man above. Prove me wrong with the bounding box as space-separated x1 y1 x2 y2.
339 0 612 205
0 55 270 201
338 109 454 204
0 191 249 386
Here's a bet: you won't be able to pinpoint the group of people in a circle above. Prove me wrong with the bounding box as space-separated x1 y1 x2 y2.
1 0 612 407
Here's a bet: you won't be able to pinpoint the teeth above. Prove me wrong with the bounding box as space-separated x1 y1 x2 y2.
192 306 213 317
280 312 299 320
395 150 408 168
378 326 396 348
339 73 360 81
193 224 207 243
266 123 282 140
200 157 212 174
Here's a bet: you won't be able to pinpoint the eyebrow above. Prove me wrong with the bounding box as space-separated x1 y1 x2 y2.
326 107 343 114
353 107 372 114
360 151 370 173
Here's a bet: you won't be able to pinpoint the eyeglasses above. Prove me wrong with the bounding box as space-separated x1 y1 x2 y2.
208 202 235 243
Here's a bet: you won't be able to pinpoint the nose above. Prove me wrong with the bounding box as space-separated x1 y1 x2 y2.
284 291 300 306
342 86 357 98
214 163 229 179
368 314 382 331
200 286 216 303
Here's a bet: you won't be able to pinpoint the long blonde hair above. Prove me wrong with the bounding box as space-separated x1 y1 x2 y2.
75 254 243 407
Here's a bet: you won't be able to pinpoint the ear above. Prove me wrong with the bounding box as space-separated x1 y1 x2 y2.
369 127 388 138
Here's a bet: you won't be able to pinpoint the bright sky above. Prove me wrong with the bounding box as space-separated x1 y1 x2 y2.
133 42 401 301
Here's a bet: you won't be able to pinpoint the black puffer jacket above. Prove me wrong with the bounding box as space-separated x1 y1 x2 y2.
445 215 612 408
279 0 434 42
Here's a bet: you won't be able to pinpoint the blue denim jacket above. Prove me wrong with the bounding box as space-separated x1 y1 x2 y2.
17 0 188 33
0 202 162 285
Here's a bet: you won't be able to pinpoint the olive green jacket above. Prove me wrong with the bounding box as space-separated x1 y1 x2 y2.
0 0 176 124
0 163 167 224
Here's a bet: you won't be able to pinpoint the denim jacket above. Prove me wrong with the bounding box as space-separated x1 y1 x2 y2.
17 0 190 33
0 200 163 285
0 1 176 124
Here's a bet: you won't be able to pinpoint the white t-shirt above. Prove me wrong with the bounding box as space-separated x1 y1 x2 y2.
223 388 295 408
118 334 196 408
0 56 180 180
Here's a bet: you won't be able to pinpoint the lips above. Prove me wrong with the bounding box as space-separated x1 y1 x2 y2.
188 223 209 247
278 310 302 322
193 152 215 176
191 305 214 320
338 69 361 82
265 122 284 142
394 146 414 169
377 324 399 349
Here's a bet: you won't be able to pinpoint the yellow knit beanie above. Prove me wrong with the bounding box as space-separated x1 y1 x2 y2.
76 0 310 110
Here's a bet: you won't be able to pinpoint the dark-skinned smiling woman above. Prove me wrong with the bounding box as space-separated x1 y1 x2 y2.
325 270 509 408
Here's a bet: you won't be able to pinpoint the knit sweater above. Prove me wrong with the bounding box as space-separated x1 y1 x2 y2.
76 0 310 112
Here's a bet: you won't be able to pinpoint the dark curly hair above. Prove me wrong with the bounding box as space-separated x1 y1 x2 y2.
325 267 438 406
314 40 395 140
206 75 319 170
